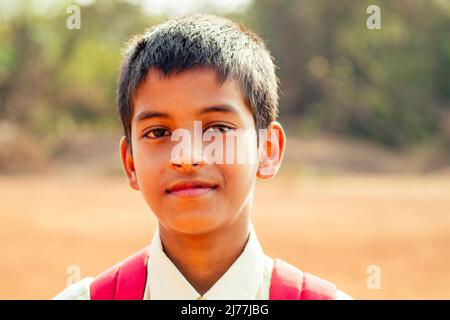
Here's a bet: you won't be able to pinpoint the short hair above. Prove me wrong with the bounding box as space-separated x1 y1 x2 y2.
117 14 279 151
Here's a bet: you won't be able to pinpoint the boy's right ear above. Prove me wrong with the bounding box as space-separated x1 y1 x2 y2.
119 136 140 191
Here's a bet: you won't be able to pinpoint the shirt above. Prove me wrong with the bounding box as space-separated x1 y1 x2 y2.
53 223 352 300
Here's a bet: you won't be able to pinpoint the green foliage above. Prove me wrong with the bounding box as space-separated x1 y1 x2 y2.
245 0 450 149
0 0 162 137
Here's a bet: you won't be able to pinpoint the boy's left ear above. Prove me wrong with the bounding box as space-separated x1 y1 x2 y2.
257 121 286 179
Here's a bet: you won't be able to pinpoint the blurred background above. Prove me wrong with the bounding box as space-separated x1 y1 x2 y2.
0 0 449 299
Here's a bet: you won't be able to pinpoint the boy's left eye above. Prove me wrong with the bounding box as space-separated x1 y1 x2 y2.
204 124 234 134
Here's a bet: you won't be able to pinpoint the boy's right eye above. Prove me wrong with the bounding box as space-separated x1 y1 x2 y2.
144 127 171 139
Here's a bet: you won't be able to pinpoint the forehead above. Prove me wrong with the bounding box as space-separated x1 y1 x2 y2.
132 67 252 123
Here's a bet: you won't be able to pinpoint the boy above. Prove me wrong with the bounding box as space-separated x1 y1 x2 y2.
54 14 351 300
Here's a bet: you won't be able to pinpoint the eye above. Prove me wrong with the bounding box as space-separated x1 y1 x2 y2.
204 124 234 134
144 127 171 139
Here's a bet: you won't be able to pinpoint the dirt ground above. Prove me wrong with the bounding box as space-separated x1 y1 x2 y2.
0 172 449 299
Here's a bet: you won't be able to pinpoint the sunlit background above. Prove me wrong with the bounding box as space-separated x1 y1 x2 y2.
0 0 449 299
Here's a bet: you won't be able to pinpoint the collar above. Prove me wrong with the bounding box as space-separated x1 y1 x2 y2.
145 222 267 300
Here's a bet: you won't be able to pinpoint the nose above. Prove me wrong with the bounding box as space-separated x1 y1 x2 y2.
170 143 205 171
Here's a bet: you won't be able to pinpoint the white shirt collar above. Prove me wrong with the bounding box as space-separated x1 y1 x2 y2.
145 222 266 300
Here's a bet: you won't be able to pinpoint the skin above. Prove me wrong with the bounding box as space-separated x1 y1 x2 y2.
120 67 286 295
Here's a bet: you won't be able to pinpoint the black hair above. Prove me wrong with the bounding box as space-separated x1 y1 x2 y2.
117 14 279 150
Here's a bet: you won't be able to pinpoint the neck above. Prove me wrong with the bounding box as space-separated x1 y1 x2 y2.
158 214 251 296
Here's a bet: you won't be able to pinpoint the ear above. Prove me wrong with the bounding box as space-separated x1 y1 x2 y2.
257 121 286 179
119 136 140 190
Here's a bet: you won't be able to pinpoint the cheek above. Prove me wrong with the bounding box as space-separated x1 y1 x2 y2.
133 143 168 195
133 153 167 218
220 163 258 201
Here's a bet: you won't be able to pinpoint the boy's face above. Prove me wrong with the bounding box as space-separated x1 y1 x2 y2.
120 67 285 235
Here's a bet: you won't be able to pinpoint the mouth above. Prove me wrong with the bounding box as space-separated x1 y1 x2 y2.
165 180 219 198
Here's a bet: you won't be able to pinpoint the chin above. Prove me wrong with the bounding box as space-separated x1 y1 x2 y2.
166 213 226 236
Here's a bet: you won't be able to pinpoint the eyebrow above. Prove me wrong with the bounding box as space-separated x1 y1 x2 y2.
134 104 238 123
198 104 237 115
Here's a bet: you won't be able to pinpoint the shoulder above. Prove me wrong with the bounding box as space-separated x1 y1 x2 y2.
335 289 353 300
52 277 94 300
267 257 352 300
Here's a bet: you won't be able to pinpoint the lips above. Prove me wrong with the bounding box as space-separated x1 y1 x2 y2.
165 180 218 198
